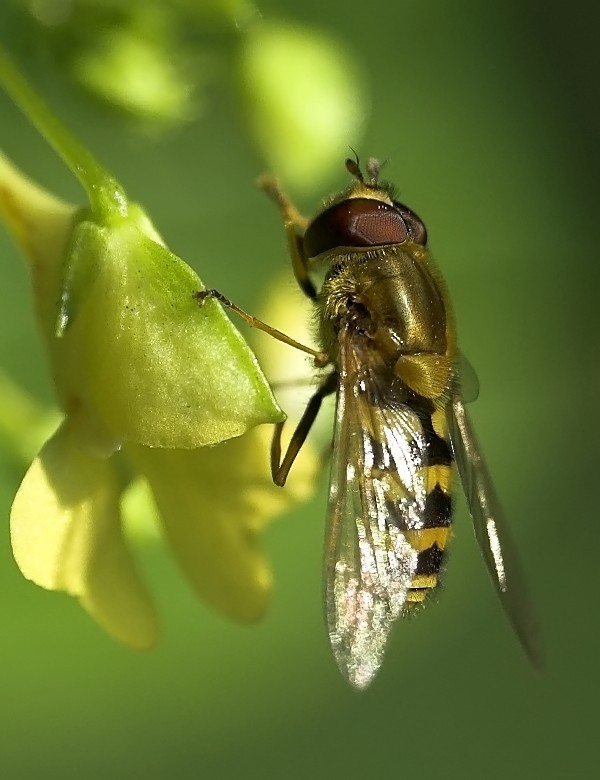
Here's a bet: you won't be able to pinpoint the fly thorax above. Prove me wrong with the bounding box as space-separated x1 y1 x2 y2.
316 257 370 353
355 249 449 356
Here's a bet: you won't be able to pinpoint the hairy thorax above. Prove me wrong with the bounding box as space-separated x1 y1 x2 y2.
317 244 456 402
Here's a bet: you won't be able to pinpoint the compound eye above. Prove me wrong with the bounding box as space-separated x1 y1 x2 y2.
393 202 428 245
303 198 408 258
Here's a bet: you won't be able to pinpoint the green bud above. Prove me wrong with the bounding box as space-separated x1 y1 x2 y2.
73 27 195 125
238 20 367 191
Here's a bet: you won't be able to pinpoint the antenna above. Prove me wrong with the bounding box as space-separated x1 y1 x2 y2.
345 148 364 183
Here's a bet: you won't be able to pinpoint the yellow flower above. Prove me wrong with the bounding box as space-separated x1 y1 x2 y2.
0 148 315 648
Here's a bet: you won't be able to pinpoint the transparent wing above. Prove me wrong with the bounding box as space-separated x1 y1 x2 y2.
448 394 543 667
458 351 480 403
324 333 428 689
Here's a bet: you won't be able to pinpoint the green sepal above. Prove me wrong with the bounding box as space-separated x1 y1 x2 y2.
52 206 284 452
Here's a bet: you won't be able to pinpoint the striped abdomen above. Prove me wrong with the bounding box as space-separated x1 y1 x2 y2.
405 400 453 606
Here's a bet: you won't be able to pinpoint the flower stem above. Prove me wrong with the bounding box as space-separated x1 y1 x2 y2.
0 48 128 223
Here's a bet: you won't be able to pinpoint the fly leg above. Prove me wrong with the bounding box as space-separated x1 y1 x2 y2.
271 372 337 486
258 174 317 301
194 289 329 366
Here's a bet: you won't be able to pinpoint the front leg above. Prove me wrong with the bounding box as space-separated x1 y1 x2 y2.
194 289 329 366
258 174 317 301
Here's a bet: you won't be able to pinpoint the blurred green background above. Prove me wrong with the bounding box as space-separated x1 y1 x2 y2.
1 1 598 778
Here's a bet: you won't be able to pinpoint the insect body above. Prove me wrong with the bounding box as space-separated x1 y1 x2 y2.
197 157 540 689
306 177 457 688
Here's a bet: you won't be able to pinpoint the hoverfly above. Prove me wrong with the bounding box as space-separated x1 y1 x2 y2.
196 157 540 689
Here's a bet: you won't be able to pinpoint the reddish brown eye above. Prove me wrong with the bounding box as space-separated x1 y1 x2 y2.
393 202 428 245
303 198 409 258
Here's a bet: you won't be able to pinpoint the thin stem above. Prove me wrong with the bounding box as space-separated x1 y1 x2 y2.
0 48 128 223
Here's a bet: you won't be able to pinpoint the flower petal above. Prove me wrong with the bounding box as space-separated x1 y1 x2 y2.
128 425 318 622
10 420 159 648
